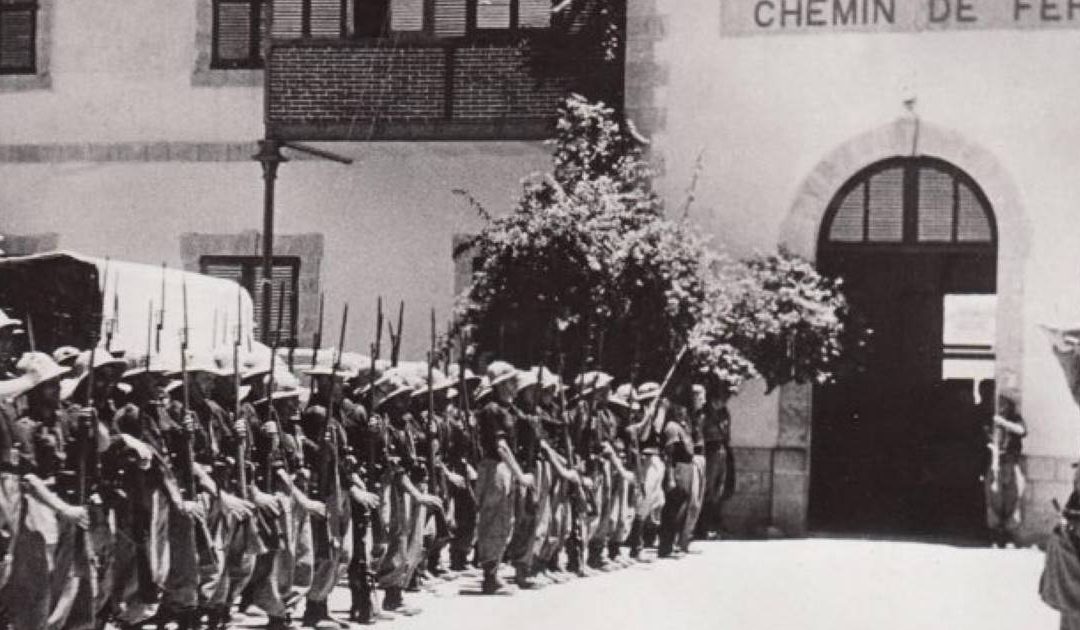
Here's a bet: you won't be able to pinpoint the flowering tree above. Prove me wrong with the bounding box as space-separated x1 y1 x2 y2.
455 95 861 392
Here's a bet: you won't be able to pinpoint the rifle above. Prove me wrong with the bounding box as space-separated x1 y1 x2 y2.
459 327 481 465
427 309 441 495
156 262 166 354
368 297 383 412
235 286 248 500
330 303 349 415
639 344 690 442
391 301 404 367
263 283 286 493
311 292 325 369
25 312 35 353
181 274 196 499
79 260 109 505
145 300 154 369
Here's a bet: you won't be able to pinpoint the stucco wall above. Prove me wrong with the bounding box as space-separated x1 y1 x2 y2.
0 0 261 143
0 142 550 360
628 0 1080 537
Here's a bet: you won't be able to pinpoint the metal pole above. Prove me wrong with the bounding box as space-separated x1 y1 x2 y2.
254 139 287 344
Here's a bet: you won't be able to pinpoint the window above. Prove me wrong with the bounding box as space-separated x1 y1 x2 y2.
824 157 996 247
212 0 265 69
0 0 37 75
388 0 550 36
200 255 299 345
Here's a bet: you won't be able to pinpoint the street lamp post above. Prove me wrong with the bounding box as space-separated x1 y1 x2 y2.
253 139 287 345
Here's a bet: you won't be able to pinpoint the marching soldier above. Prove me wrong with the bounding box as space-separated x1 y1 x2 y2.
627 382 665 561
373 372 441 615
473 361 533 595
445 365 481 575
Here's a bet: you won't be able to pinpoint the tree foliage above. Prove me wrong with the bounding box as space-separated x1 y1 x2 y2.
455 95 860 393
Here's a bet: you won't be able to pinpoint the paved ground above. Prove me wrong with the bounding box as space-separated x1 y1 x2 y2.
262 539 1057 630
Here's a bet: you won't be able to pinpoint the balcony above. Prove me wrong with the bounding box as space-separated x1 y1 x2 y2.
264 0 622 141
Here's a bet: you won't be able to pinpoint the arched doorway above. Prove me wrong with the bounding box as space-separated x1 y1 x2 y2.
808 156 998 540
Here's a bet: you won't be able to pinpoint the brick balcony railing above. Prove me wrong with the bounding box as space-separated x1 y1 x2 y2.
266 37 619 141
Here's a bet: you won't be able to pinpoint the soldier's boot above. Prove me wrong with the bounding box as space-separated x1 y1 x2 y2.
382 588 421 616
513 562 540 590
480 563 514 596
265 616 291 630
205 607 229 630
449 549 469 572
175 608 198 630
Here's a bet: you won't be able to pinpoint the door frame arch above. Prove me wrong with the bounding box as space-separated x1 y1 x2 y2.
770 118 1030 536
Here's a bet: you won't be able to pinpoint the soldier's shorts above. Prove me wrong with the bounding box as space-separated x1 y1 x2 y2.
475 460 514 567
679 455 706 550
636 454 666 524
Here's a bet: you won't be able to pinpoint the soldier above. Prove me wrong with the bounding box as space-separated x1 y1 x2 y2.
158 354 241 630
411 369 457 583
529 367 580 585
657 381 695 559
627 382 665 561
108 356 195 628
337 382 383 626
983 385 1027 548
572 370 621 572
373 373 441 615
695 372 733 541
473 361 534 595
296 363 354 629
605 384 638 566
680 382 708 552
444 364 481 575
505 368 545 589
243 365 313 630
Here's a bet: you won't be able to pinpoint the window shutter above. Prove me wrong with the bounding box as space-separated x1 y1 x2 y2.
214 0 263 66
866 167 903 242
956 183 993 242
828 184 865 243
0 1 36 73
518 0 550 28
200 257 298 344
434 0 467 36
252 266 297 345
391 0 424 31
476 0 512 28
272 0 304 37
917 168 954 242
309 0 343 36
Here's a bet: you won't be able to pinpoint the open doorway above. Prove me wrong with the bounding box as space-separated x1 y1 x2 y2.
808 157 997 541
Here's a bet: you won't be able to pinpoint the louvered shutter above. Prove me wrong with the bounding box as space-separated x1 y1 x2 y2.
272 0 304 37
0 0 36 73
200 257 298 345
476 0 512 28
310 0 343 36
956 183 993 242
916 168 954 242
213 0 264 67
866 167 903 242
518 0 550 28
828 184 865 243
391 0 424 31
434 0 467 36
252 266 297 345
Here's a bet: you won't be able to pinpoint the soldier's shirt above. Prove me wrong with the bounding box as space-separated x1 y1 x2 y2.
700 403 731 445
444 404 477 470
662 418 694 464
385 411 424 481
476 400 516 461
13 407 79 494
510 404 544 472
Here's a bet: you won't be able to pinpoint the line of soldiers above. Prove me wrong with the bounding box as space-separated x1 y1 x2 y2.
0 308 735 630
